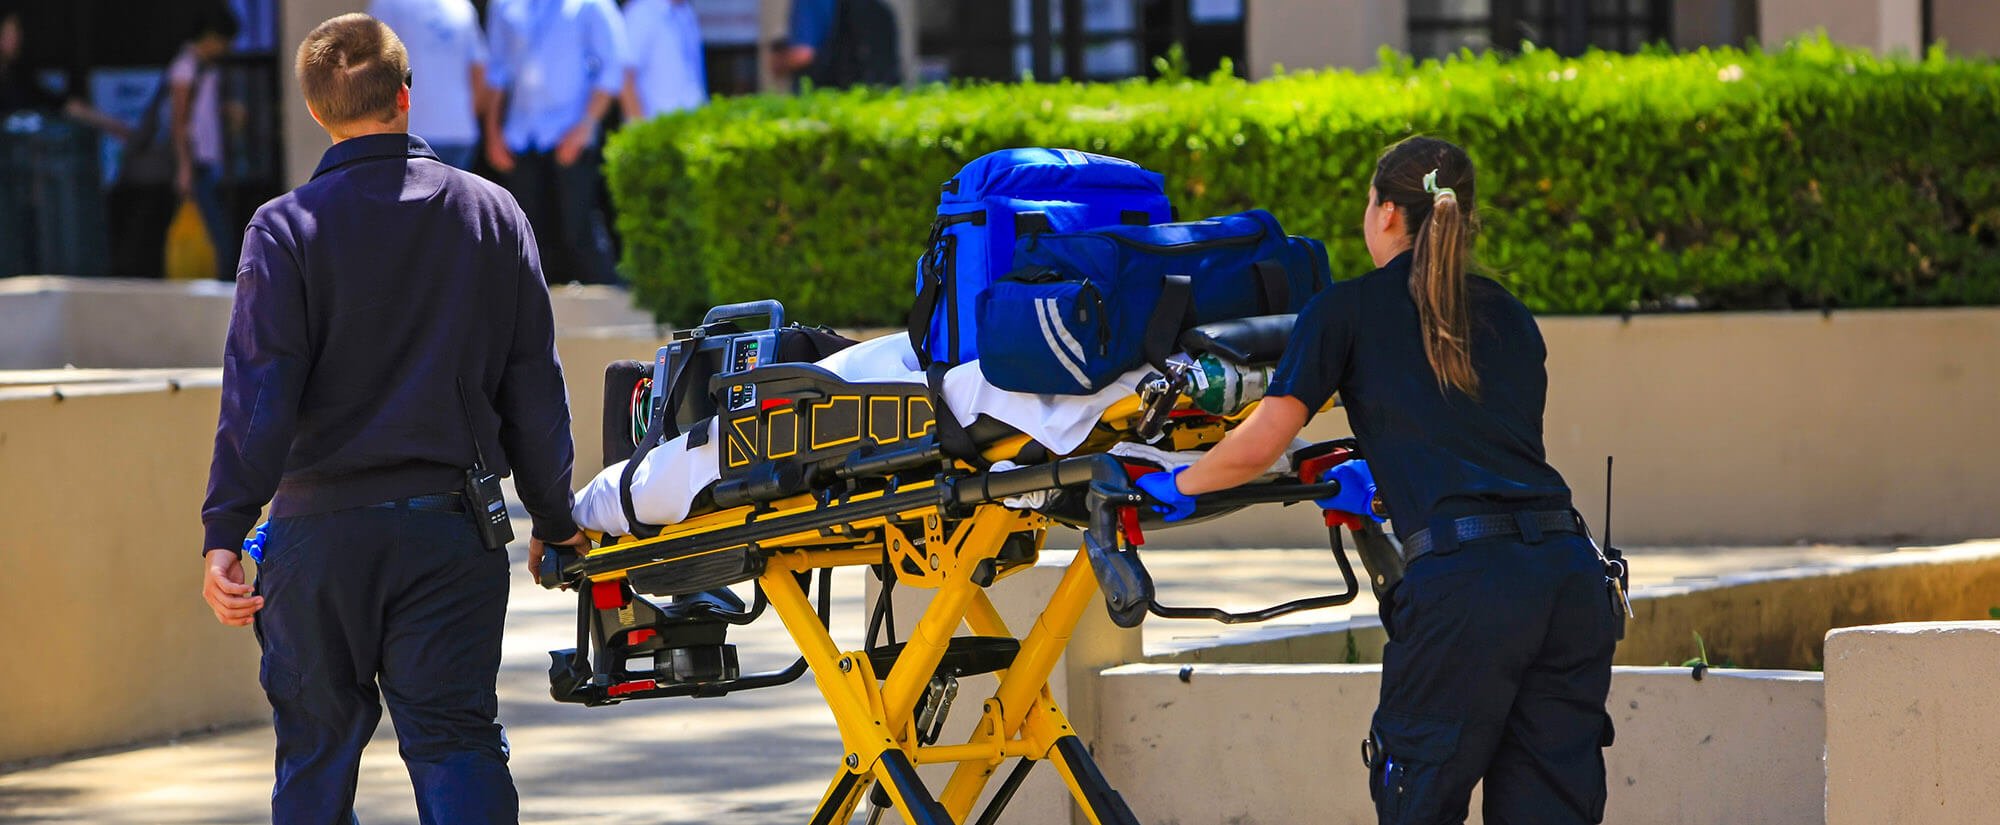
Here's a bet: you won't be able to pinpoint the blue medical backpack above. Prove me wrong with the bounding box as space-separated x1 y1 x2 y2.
909 148 1173 367
975 209 1332 395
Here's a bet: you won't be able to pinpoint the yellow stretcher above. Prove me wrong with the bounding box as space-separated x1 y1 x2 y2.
536 314 1401 825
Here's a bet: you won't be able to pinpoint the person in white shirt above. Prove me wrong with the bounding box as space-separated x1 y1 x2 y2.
365 0 488 170
619 0 706 120
166 9 238 279
483 0 630 284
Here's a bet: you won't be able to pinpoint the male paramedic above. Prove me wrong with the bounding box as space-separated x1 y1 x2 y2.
199 14 584 823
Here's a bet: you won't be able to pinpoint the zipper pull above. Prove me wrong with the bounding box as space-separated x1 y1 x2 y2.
1089 288 1109 356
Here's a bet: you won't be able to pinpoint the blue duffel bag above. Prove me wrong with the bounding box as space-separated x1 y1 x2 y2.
909 148 1173 367
975 209 1331 395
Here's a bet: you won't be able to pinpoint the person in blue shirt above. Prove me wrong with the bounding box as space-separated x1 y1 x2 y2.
1138 136 1619 825
366 0 488 170
770 0 899 90
620 0 706 120
200 14 582 823
482 0 630 284
769 0 833 87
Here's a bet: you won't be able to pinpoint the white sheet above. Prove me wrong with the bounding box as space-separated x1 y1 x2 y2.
573 333 1152 535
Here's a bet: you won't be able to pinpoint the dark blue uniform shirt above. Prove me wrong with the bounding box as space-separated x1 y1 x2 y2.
1267 250 1571 540
202 133 578 554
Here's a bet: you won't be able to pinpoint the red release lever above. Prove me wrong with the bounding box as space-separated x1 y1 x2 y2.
591 580 631 610
606 679 658 697
1118 506 1145 547
1298 446 1355 485
1324 509 1365 531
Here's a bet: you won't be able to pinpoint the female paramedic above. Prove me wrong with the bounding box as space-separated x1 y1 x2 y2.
1136 136 1620 825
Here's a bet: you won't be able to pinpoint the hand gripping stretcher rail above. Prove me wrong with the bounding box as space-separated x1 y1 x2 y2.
535 301 1408 825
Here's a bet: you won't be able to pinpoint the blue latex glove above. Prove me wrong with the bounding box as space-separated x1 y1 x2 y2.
1135 467 1198 522
241 522 270 564
1317 460 1385 522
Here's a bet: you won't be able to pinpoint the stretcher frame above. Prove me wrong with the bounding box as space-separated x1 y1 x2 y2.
542 396 1388 825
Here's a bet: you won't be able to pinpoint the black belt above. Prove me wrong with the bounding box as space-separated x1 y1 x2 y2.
369 492 466 514
1402 509 1582 563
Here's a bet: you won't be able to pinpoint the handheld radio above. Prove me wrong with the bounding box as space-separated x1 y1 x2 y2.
457 379 514 551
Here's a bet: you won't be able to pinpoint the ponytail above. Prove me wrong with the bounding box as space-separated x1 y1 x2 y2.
1413 171 1478 398
1373 138 1480 400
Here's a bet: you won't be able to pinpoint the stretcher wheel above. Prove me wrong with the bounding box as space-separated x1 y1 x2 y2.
866 635 1020 682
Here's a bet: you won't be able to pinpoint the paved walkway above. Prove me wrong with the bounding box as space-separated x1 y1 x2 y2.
0 541 1908 824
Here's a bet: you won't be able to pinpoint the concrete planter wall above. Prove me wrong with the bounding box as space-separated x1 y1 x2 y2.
0 276 656 370
1093 664 1826 825
6 294 1999 764
1134 542 2000 672
1148 307 2000 548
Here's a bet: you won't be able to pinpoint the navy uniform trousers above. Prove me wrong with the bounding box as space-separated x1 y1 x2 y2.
253 499 517 825
1370 533 1620 825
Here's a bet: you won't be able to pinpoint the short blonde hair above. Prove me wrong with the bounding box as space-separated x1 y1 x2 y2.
295 13 408 126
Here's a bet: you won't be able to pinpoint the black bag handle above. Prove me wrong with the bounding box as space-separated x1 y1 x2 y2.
1143 275 1195 374
702 300 785 330
1252 260 1291 315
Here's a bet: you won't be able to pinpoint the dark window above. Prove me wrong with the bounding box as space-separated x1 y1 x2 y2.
918 0 1242 83
1409 0 1670 60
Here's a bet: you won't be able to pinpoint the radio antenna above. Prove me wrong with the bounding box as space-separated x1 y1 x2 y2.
1603 456 1614 550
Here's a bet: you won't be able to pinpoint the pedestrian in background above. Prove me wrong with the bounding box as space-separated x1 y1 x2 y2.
483 0 629 285
200 13 582 823
107 9 238 279
1 7 134 279
366 0 487 170
619 0 705 121
0 8 133 137
166 9 239 278
769 0 899 91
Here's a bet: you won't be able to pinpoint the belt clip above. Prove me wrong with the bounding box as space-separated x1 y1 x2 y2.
1514 510 1545 544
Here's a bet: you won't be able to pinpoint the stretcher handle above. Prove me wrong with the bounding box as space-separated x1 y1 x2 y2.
950 454 1109 505
701 300 785 330
1084 475 1364 628
1192 481 1343 508
1144 522 1361 624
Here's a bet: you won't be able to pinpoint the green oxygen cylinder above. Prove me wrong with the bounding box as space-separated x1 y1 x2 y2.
1183 354 1276 416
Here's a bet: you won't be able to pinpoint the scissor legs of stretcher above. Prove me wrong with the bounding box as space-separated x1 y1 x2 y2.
531 313 1408 823
535 448 1400 824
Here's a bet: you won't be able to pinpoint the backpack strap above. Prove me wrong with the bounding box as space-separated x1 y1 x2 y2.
909 211 988 368
1143 275 1195 374
909 219 949 368
926 362 985 468
1252 260 1291 315
619 341 699 539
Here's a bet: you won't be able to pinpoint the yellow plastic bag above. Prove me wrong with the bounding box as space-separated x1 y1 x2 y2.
164 200 215 281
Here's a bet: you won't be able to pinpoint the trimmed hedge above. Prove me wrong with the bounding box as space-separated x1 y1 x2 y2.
605 39 2000 326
